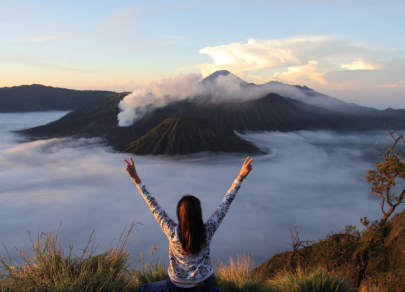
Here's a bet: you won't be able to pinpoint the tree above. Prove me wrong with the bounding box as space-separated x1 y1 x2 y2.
365 126 405 225
287 227 313 273
352 127 405 288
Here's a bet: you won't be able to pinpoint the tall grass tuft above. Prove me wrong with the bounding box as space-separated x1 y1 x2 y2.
129 243 167 287
267 268 354 292
0 222 139 292
216 253 267 292
358 280 388 292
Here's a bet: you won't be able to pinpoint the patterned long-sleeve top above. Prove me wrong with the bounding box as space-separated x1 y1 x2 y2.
136 179 242 284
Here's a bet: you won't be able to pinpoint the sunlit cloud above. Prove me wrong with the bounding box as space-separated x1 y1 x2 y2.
341 59 377 70
378 84 398 88
1 57 90 73
190 36 405 108
272 60 330 85
194 36 368 79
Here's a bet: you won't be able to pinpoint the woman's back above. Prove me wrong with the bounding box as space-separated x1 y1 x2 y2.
135 179 242 283
125 156 253 290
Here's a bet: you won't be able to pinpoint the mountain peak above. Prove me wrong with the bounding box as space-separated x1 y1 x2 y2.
199 70 248 86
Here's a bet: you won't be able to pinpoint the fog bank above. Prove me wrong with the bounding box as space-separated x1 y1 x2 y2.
1 112 403 268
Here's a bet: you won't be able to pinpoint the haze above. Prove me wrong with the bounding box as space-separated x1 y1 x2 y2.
2 112 403 266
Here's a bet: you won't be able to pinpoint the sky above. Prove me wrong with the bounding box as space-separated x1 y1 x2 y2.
1 0 405 108
2 112 404 266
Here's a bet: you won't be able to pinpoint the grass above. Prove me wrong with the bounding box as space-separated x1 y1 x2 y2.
358 280 388 292
215 253 266 292
128 243 167 287
0 226 358 292
0 222 142 292
266 268 355 292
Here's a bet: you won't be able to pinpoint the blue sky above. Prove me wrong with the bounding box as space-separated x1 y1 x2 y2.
1 0 404 108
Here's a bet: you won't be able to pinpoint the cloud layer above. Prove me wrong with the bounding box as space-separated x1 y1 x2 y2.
2 112 404 267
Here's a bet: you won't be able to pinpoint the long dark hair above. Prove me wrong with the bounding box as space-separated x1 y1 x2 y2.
176 195 207 254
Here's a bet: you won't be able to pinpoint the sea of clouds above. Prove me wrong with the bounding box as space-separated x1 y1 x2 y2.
1 111 404 268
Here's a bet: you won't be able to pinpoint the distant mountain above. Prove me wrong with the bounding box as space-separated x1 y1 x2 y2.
115 117 259 155
0 84 116 112
17 70 405 155
257 80 377 114
198 71 377 114
199 70 250 87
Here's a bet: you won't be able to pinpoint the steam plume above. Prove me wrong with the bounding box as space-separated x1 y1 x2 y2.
117 72 346 127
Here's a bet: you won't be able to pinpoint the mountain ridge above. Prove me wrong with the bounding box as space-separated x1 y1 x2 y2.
0 84 116 112
16 70 405 155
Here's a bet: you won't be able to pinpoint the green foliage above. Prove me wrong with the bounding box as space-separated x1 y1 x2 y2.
365 128 405 225
366 155 405 206
266 268 354 292
357 218 385 254
312 231 358 272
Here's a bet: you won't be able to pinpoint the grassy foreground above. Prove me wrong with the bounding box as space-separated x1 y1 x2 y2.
0 224 376 292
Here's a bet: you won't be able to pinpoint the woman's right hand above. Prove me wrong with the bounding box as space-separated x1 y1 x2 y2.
238 156 253 181
124 157 142 184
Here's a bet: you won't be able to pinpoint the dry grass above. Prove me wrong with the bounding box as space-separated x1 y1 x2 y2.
216 253 267 292
0 222 139 292
358 280 388 292
266 268 354 292
0 226 370 292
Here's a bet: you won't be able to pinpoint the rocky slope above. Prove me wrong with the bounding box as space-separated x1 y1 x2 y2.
254 208 405 290
115 117 259 155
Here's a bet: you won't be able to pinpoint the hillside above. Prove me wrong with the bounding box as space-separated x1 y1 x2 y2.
115 117 260 155
254 208 405 290
0 84 115 112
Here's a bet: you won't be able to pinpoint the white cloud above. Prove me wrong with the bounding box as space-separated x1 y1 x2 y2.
190 36 405 108
117 73 202 126
194 36 368 79
341 59 377 70
378 84 398 88
272 60 331 85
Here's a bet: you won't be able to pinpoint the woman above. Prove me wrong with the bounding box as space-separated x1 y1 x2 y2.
124 156 253 292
